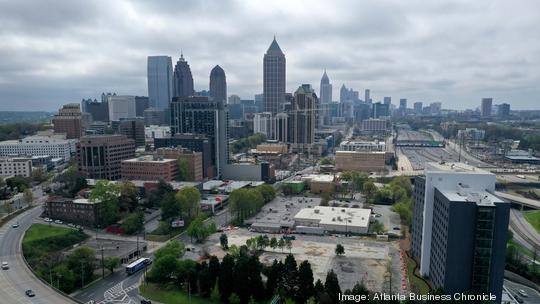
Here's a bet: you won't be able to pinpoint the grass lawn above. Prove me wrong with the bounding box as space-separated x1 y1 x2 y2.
406 255 430 295
508 239 534 259
23 223 80 243
524 210 540 234
140 283 218 304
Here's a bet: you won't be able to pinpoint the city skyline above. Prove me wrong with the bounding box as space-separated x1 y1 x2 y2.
1 0 540 111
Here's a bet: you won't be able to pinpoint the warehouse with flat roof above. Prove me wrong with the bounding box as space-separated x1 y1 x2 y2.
294 206 371 234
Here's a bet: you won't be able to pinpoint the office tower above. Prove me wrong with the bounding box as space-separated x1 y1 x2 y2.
319 70 332 104
399 98 407 110
228 94 241 104
364 89 370 103
52 103 91 139
82 99 109 122
147 56 173 110
290 84 318 153
101 92 116 103
253 112 273 139
143 107 166 126
209 65 227 102
372 102 390 118
135 96 150 117
263 37 286 115
170 96 228 177
481 98 493 117
411 162 508 302
118 119 145 147
414 102 423 115
383 97 391 105
275 113 289 143
108 95 136 121
429 102 442 115
498 103 510 119
339 84 348 103
77 135 135 180
173 53 194 98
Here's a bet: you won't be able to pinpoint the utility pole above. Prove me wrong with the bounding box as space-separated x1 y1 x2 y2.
81 262 84 287
136 232 140 257
101 246 105 278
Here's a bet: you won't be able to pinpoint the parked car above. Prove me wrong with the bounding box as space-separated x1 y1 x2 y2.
54 220 63 224
25 290 35 297
1 262 8 270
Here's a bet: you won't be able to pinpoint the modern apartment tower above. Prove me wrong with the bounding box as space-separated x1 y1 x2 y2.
209 65 227 102
290 84 318 153
173 53 195 98
319 70 332 104
411 162 509 302
147 56 173 110
481 98 493 117
263 37 286 115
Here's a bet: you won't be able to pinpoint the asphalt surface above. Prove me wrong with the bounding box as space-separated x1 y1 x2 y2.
505 279 540 304
0 206 76 304
510 209 540 251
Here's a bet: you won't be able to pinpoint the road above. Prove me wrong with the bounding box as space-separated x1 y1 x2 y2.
0 206 76 304
510 209 540 251
505 279 540 304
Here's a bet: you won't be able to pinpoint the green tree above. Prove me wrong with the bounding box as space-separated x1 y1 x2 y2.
31 167 48 183
219 254 235 302
208 255 220 289
297 260 315 303
148 255 179 283
118 181 138 212
23 188 33 205
66 247 95 287
270 237 278 252
375 188 393 204
220 233 229 249
282 254 299 300
278 238 285 252
6 176 30 192
324 270 342 304
362 180 377 202
369 220 385 234
256 183 276 203
160 192 180 220
103 256 120 273
335 244 345 256
121 210 144 235
90 180 120 227
176 158 190 181
154 240 185 260
229 188 264 224
210 281 221 302
228 293 241 304
176 186 201 222
186 215 216 243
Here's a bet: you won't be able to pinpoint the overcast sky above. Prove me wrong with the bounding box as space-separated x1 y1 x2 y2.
0 0 539 111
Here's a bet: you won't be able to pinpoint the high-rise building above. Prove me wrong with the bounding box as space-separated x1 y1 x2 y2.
209 65 227 103
498 103 510 119
228 94 241 104
290 84 318 153
108 95 136 121
340 84 348 103
77 135 135 180
364 89 370 103
170 96 228 177
429 102 442 115
263 37 286 115
253 112 273 139
383 96 391 105
154 134 213 178
411 162 508 302
399 98 407 110
319 70 332 104
118 119 145 147
372 102 390 119
173 53 194 98
135 96 150 117
275 113 289 143
481 98 493 117
52 103 91 139
143 107 166 126
414 102 423 115
147 56 173 110
82 99 109 122
155 146 203 181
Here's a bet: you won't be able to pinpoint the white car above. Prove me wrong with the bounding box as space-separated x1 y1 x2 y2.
1 262 8 270
518 289 528 297
54 220 63 224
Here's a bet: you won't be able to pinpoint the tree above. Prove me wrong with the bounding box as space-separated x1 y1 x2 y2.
118 181 138 212
228 293 241 304
23 188 33 205
270 237 278 252
186 215 216 243
285 238 293 253
265 260 283 298
176 186 201 222
324 270 341 304
208 255 220 289
121 210 144 235
148 255 179 283
220 233 229 249
6 176 30 192
219 254 235 302
369 220 385 234
210 281 221 302
256 184 276 203
90 180 120 227
160 192 180 220
282 254 299 300
103 256 120 273
278 238 285 253
31 167 48 183
335 244 345 256
362 180 377 202
229 188 264 224
320 157 334 165
154 240 185 260
297 260 315 303
66 247 96 287
176 158 190 181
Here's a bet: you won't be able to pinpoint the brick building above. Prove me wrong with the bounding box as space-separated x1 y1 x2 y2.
121 155 178 181
77 135 135 180
155 146 203 181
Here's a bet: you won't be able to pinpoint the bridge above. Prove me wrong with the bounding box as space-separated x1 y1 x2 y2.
495 191 540 210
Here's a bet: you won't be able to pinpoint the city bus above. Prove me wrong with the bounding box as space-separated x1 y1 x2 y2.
125 258 152 275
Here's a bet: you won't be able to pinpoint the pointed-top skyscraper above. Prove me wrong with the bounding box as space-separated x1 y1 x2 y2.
173 53 194 98
263 36 286 116
320 69 332 103
209 65 227 102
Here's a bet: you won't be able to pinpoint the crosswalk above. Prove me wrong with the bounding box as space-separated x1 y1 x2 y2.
85 282 139 304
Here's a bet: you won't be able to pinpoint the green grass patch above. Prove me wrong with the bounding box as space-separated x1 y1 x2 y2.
508 239 534 259
524 211 540 235
406 255 430 295
23 223 88 257
140 283 218 304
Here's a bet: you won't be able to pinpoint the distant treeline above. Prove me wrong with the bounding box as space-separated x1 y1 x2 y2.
0 122 51 141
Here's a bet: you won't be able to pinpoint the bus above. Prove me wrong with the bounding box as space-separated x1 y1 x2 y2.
126 258 152 275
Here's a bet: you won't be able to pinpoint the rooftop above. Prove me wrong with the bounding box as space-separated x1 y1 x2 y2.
438 188 504 206
123 155 175 163
294 206 371 228
425 162 491 174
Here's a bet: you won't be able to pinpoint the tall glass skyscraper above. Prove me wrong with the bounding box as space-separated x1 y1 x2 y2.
173 53 194 98
263 37 286 115
147 56 173 110
319 70 332 103
209 65 227 102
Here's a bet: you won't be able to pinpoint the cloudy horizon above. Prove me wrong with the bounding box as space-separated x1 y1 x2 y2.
0 0 539 111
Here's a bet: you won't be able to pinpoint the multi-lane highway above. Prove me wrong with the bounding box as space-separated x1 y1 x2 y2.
0 206 76 304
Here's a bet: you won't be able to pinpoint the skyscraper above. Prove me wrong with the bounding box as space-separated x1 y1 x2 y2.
498 103 510 119
319 70 332 103
364 89 370 103
414 102 423 115
263 37 286 115
52 103 91 139
383 97 391 105
290 84 318 153
481 98 493 117
173 53 194 98
209 65 227 103
147 56 173 110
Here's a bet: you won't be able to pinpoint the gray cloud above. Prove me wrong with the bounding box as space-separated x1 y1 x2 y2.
0 0 539 111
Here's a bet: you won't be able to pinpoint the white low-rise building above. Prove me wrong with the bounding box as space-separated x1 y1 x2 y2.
0 136 75 161
338 140 386 152
294 206 371 234
0 158 32 177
